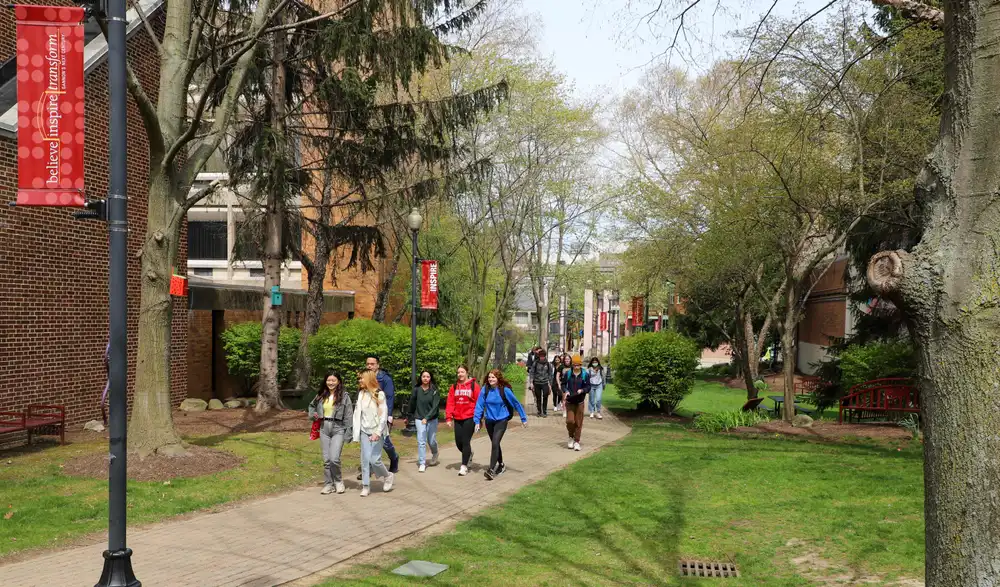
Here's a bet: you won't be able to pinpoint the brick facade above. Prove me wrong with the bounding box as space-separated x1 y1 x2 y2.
0 8 188 428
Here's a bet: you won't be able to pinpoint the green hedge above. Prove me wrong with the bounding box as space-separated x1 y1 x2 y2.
220 322 301 389
812 340 916 410
610 331 700 413
309 319 464 411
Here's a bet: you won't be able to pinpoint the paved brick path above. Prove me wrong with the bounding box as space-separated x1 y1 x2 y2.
0 388 627 587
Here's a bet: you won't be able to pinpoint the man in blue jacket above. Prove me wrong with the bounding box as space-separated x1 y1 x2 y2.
357 355 400 480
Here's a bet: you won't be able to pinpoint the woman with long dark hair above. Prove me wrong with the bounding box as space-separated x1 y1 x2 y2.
446 365 480 476
474 369 527 480
308 370 354 495
408 370 441 472
587 357 605 419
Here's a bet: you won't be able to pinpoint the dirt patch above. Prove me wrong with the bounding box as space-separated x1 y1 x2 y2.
783 538 923 587
172 407 311 436
62 444 245 482
727 420 912 442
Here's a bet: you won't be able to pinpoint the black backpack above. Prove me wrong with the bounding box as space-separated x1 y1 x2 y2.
487 385 515 421
531 361 551 384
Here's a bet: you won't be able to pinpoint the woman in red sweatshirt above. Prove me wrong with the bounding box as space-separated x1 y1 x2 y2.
446 365 480 476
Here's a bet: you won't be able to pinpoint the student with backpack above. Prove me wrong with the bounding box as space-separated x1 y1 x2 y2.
562 355 590 451
473 369 528 480
554 354 572 415
587 357 605 419
529 348 553 417
445 366 480 476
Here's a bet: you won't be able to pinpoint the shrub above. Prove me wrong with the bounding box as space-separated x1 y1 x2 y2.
309 319 463 412
503 362 527 395
220 322 302 390
811 340 916 410
609 331 700 413
693 409 770 433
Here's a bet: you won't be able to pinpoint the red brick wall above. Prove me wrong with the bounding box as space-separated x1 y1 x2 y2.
0 8 188 428
799 259 849 347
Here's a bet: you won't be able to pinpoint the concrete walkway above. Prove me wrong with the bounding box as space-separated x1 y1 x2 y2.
0 387 628 587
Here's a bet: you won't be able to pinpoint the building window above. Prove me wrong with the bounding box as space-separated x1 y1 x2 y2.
192 268 213 277
188 221 228 260
249 268 265 278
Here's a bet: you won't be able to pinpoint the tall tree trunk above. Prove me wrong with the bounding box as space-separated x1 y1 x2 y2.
779 285 798 421
372 242 403 323
129 175 186 457
867 3 1000 583
257 23 287 413
295 247 327 391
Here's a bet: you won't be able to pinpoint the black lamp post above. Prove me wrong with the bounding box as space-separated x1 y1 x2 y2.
95 0 139 583
405 207 422 436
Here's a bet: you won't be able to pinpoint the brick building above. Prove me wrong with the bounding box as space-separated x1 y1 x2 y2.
0 0 189 427
797 256 855 374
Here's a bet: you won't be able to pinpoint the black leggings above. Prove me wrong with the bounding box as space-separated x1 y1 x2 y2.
485 419 508 472
454 418 475 466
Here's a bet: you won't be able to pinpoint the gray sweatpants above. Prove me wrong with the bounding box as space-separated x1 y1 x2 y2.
320 421 347 485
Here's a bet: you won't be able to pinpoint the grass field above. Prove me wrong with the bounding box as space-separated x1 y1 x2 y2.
322 421 924 586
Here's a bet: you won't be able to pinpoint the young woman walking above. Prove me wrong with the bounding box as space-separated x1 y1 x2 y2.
562 355 590 451
408 370 440 472
445 366 479 476
555 354 573 416
308 370 353 495
587 357 605 419
474 369 528 480
353 370 395 496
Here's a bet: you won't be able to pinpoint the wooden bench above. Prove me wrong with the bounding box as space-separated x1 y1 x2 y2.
0 405 66 446
839 378 918 423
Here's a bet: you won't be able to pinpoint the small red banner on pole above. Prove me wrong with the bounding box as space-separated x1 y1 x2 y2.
420 260 438 310
14 5 86 207
599 311 608 332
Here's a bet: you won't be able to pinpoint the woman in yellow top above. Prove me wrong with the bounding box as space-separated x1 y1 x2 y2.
308 370 354 495
353 370 394 497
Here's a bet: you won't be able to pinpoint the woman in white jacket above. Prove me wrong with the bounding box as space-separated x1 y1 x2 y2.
353 370 395 496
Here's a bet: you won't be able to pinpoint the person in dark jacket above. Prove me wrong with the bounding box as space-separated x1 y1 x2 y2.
409 370 441 472
529 348 553 417
562 355 590 451
308 370 354 494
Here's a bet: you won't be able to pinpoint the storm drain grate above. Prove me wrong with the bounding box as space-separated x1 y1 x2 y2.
678 560 740 578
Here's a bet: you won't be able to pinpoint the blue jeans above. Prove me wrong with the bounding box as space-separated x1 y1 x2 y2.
415 418 439 465
360 433 389 488
588 383 604 413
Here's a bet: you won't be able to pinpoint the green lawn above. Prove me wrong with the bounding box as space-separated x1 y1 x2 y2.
602 380 829 420
322 422 924 586
0 426 450 559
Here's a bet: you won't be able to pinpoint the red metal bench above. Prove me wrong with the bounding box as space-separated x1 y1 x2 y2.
839 378 918 424
0 405 66 446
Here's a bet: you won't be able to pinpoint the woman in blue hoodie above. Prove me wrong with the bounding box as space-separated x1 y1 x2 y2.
474 369 528 480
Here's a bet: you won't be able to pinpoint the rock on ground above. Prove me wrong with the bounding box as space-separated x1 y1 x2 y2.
83 420 105 432
224 400 242 409
208 399 225 410
180 398 208 412
791 414 814 428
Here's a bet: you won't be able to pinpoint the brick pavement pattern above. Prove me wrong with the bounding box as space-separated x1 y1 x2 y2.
0 387 628 587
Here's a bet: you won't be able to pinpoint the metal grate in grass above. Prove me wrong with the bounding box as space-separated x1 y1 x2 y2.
678 560 740 578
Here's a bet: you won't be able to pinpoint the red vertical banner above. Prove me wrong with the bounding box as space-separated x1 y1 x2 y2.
420 260 438 310
631 297 645 327
599 311 608 332
654 315 662 332
15 5 86 207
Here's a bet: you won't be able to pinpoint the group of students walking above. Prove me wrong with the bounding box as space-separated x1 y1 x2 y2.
526 348 606 451
308 355 531 497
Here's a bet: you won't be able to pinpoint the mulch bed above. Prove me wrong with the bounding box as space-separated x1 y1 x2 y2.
729 420 913 442
172 407 310 436
62 444 246 482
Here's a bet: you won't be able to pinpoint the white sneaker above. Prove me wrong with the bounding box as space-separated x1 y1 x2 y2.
383 472 395 492
418 464 426 473
574 442 581 451
459 465 468 476
596 412 603 420
320 484 333 495
568 438 575 449
563 410 567 418
589 412 595 418
360 486 370 497
335 481 345 494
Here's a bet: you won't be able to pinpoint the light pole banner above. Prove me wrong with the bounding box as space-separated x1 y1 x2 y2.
420 260 438 310
599 311 608 332
15 5 86 207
